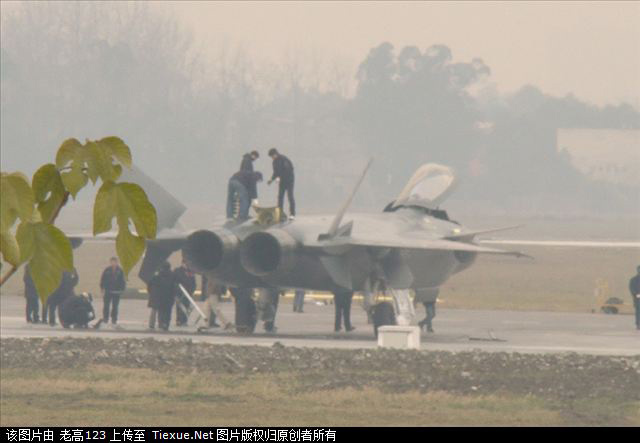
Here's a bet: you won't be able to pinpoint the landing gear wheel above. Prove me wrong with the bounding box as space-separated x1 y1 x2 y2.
372 302 396 338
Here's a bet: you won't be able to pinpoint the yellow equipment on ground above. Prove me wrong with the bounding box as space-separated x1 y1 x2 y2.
593 278 633 315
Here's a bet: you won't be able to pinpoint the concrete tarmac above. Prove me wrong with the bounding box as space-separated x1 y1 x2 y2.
1 295 637 355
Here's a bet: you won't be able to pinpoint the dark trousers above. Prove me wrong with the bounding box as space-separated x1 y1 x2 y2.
334 291 353 331
263 289 280 332
158 302 173 330
277 180 295 216
293 290 305 312
176 300 188 325
421 302 436 331
43 297 62 325
102 292 121 324
26 295 40 323
227 179 250 220
634 299 640 329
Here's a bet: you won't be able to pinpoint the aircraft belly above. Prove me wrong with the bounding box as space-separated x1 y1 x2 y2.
406 250 458 288
258 253 341 292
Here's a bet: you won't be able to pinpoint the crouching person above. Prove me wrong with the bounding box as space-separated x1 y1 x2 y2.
59 293 96 328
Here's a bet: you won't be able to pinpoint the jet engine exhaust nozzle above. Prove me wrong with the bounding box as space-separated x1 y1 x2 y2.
183 230 238 274
240 230 297 277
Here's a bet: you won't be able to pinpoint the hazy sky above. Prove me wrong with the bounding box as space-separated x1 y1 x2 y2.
160 1 640 107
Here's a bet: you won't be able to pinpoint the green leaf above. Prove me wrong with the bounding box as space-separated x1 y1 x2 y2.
115 227 145 276
93 181 116 235
86 141 120 182
114 183 157 238
16 222 73 300
1 172 34 232
61 166 88 199
92 181 157 239
32 164 66 222
83 144 100 184
55 138 82 168
0 231 20 266
99 136 132 168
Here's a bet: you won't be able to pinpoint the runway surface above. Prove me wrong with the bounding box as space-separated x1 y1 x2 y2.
1 295 638 355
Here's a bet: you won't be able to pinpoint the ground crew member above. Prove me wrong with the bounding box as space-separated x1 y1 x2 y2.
629 265 640 330
227 170 263 220
257 288 280 333
201 275 219 327
59 293 95 328
333 290 355 332
148 262 175 331
100 257 126 325
43 268 78 326
293 289 305 313
173 261 196 326
415 288 438 333
204 278 232 330
240 150 259 172
267 148 295 219
23 265 40 323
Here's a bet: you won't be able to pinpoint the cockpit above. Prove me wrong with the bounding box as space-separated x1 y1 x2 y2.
383 163 459 223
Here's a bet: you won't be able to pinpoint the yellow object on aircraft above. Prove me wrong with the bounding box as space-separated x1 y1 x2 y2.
253 206 282 226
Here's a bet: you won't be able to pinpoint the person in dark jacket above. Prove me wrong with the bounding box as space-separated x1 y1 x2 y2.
173 261 196 326
148 262 176 331
43 268 79 326
23 265 40 323
100 257 126 325
240 150 259 172
629 265 640 330
333 290 355 332
59 292 95 328
267 148 295 219
226 170 263 220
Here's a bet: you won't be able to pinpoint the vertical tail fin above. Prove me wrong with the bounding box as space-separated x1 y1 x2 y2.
319 158 373 241
119 165 187 230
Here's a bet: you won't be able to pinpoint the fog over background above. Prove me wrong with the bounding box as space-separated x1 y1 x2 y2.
1 1 639 218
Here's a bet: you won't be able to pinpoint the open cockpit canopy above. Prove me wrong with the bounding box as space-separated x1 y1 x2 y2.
391 163 457 210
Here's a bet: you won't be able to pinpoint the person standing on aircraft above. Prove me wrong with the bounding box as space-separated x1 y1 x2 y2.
240 150 260 172
629 265 640 330
173 261 196 326
333 290 355 332
267 148 295 219
100 257 126 326
226 170 263 221
415 288 438 333
23 265 40 323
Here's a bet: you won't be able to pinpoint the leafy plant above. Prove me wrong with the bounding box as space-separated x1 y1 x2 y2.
1 137 157 301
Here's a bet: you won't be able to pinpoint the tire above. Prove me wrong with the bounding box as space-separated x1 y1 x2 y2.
601 305 619 315
372 302 396 337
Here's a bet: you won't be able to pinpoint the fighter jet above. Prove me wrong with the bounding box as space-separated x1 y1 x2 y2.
130 160 524 335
